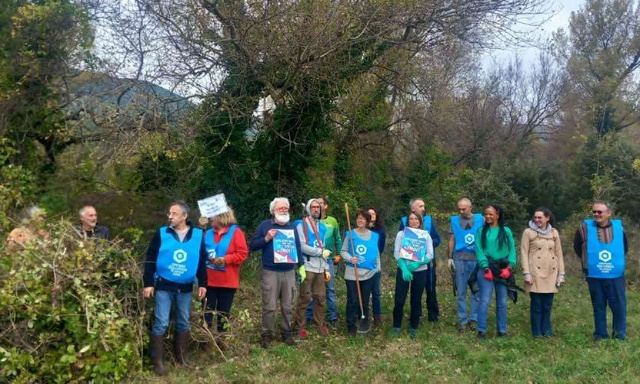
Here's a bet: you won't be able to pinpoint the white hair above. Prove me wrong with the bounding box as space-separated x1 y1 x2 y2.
79 205 95 217
269 197 290 214
409 198 424 210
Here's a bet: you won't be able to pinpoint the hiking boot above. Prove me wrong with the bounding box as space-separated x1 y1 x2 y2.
298 329 308 340
174 331 190 365
319 325 329 336
260 334 272 349
467 321 477 332
150 335 168 376
477 331 487 340
374 316 382 327
216 334 230 351
497 332 508 338
455 323 465 332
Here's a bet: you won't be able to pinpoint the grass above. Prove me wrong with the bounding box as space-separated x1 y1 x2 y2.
130 253 640 384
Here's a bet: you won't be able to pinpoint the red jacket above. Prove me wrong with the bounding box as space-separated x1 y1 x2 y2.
206 226 249 288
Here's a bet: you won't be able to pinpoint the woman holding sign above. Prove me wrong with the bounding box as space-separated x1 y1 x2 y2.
203 207 248 351
475 204 517 339
391 212 434 339
340 210 381 336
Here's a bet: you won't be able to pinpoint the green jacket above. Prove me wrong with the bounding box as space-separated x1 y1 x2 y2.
475 226 516 269
322 215 343 256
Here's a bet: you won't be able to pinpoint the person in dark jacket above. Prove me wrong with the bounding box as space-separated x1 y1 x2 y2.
143 201 207 376
78 205 109 240
249 197 304 348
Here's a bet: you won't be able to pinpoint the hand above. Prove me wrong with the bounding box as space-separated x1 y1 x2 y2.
198 287 207 300
324 271 331 283
448 259 456 273
213 257 226 266
499 267 512 279
524 274 533 285
557 274 565 286
349 257 358 264
322 249 332 260
265 229 277 242
298 266 306 283
408 261 421 272
483 268 494 281
401 268 413 282
143 287 154 298
333 255 341 265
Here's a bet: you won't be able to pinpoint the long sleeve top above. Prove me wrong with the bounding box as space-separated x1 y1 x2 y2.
296 218 328 273
249 219 303 272
393 230 434 272
206 225 249 289
322 215 343 255
475 226 517 269
573 221 628 272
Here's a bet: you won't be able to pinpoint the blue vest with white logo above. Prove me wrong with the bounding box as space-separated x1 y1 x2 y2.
295 219 327 248
345 230 379 270
205 225 236 272
402 215 432 232
451 214 484 254
157 226 203 284
585 219 625 279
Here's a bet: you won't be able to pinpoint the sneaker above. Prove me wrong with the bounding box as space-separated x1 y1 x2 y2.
319 325 329 336
467 321 477 332
327 319 338 327
389 327 401 337
298 329 308 340
497 332 508 338
455 323 465 332
409 328 417 340
374 316 382 327
477 331 486 340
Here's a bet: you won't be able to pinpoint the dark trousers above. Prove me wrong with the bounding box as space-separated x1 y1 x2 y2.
425 260 439 321
345 278 374 332
530 292 554 337
393 268 427 329
204 287 236 332
372 271 382 317
587 277 627 340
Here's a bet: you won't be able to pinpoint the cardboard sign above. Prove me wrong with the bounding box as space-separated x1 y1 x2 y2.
273 229 298 263
198 194 229 218
399 227 429 262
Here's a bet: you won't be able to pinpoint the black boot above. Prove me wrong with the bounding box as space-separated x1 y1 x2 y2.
151 335 168 376
174 331 190 365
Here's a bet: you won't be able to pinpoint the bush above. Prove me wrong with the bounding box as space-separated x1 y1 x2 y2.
0 220 145 383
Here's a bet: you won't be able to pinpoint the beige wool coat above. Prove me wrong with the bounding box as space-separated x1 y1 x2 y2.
520 227 565 293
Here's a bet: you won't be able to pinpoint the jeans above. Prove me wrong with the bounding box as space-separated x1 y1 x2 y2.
454 259 479 324
204 287 236 332
530 292 554 337
587 277 627 340
372 271 381 318
151 289 193 336
346 278 374 332
425 259 439 321
306 262 338 321
476 269 508 334
393 268 427 329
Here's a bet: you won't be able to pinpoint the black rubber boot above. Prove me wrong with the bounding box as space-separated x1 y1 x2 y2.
174 331 190 365
151 335 168 376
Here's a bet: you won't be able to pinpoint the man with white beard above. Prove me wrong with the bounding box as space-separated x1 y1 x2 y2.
250 197 304 348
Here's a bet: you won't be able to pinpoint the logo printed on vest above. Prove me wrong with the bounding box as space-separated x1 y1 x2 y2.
599 250 612 262
464 234 475 245
173 249 187 263
356 244 367 256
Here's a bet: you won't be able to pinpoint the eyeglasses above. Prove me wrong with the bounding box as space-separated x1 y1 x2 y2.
592 210 604 215
274 207 290 213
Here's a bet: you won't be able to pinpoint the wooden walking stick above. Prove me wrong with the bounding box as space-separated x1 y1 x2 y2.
344 203 368 333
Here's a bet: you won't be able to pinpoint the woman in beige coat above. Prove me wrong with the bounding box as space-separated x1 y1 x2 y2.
521 207 565 337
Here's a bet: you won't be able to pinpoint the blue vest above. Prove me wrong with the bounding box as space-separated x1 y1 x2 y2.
402 215 432 232
585 219 625 279
345 230 379 270
295 218 327 248
451 214 484 254
204 225 237 272
156 227 203 284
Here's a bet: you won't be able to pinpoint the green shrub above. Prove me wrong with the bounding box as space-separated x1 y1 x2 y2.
0 220 145 383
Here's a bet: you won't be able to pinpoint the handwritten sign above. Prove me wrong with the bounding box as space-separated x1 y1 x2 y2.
198 194 229 218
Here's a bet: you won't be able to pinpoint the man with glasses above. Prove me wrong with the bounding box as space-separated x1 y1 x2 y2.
143 201 207 375
573 200 629 341
250 197 303 348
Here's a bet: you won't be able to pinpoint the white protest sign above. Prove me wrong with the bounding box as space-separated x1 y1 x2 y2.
198 194 229 218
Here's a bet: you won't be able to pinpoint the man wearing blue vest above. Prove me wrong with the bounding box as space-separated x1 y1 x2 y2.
250 197 304 349
143 201 208 376
399 198 441 322
294 198 332 339
574 200 628 341
448 198 483 332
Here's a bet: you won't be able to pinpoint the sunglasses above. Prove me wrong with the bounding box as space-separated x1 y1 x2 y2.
592 210 604 214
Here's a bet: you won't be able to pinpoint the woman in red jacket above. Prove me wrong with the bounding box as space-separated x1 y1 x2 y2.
204 207 249 350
